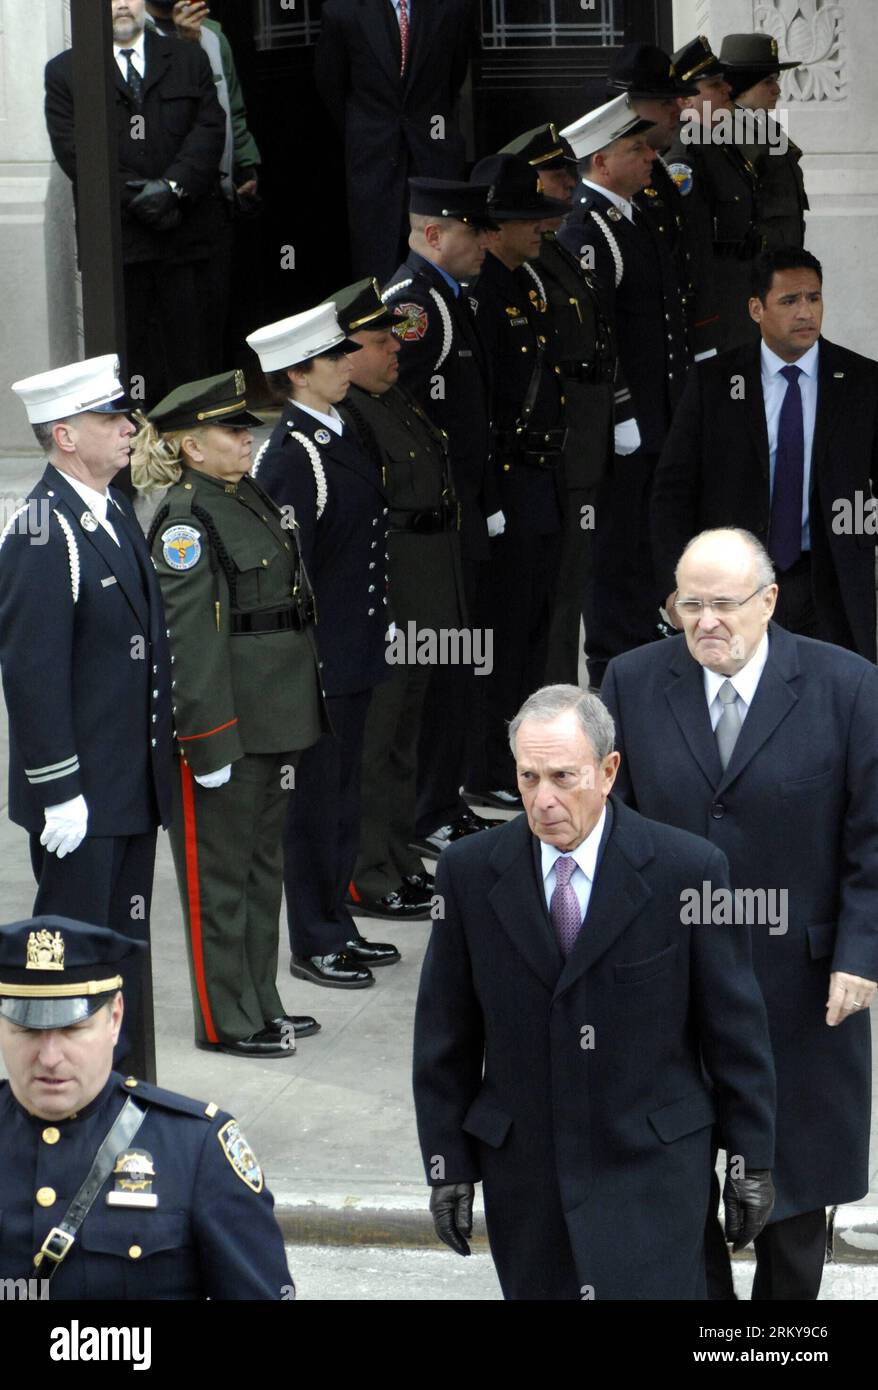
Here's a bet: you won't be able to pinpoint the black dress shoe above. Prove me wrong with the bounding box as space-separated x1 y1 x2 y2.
401 870 435 902
409 810 496 857
348 888 431 921
464 787 522 809
290 951 375 988
195 1025 295 1058
265 1014 322 1038
344 937 401 967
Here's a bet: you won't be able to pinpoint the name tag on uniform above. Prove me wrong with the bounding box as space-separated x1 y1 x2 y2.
101 576 118 588
458 349 472 357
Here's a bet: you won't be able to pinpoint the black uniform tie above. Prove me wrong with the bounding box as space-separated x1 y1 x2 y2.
119 48 143 108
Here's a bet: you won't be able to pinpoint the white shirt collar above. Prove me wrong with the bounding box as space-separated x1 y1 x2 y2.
760 338 819 382
56 470 111 522
540 806 607 886
703 631 770 712
294 401 344 435
113 31 146 64
579 179 634 222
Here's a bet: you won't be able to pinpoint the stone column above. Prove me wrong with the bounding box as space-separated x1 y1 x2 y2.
673 0 878 359
0 0 78 454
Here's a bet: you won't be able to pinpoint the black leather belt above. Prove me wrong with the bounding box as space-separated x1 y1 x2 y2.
387 505 457 535
232 602 314 634
558 360 613 385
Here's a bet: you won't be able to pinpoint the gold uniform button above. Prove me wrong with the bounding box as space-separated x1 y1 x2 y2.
503 463 511 472
41 1127 60 1145
261 559 268 567
128 1245 142 1260
521 346 528 353
124 1077 138 1089
183 483 192 491
409 450 416 459
36 1187 56 1207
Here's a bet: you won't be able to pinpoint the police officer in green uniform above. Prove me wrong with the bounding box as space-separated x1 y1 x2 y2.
131 372 325 1057
327 278 467 913
666 35 762 350
719 32 809 251
499 124 616 685
0 916 294 1298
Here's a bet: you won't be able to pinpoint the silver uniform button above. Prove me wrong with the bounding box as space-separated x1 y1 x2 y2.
151 738 157 748
368 585 375 593
368 608 375 616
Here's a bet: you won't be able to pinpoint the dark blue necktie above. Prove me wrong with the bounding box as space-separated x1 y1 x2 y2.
120 49 143 109
767 363 804 573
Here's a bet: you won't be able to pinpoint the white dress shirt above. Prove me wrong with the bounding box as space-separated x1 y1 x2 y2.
540 806 606 920
294 402 344 436
761 339 819 550
703 632 769 732
113 31 146 82
579 179 635 223
390 0 410 24
63 475 120 547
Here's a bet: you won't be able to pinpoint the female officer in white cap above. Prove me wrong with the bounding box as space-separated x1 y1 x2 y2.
247 304 404 996
131 370 325 1058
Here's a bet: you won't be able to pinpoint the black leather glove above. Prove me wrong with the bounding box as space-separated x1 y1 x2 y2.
429 1183 474 1257
125 179 182 231
723 1168 775 1251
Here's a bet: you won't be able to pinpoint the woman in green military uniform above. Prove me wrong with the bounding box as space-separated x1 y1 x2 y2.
131 371 326 1058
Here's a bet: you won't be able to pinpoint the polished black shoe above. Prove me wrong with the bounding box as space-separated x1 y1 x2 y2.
290 951 375 988
344 936 401 967
401 870 435 902
195 1025 296 1058
265 1014 322 1038
409 810 496 857
348 888 431 921
464 787 522 810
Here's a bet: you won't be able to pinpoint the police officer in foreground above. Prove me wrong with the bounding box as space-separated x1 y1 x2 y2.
498 124 615 685
329 278 467 918
131 371 324 1056
0 917 294 1298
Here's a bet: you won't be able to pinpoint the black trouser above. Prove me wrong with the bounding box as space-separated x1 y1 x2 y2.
354 662 432 899
30 831 157 1080
773 552 818 637
585 451 661 689
123 259 211 409
544 486 598 686
416 558 486 835
704 1167 827 1300
284 689 372 958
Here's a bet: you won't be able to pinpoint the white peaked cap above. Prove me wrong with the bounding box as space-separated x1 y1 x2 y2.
11 355 127 424
246 303 355 373
561 93 654 160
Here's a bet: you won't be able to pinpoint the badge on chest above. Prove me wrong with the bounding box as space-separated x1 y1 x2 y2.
106 1150 159 1209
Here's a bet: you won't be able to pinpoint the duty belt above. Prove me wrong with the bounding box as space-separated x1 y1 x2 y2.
387 501 458 534
231 600 315 634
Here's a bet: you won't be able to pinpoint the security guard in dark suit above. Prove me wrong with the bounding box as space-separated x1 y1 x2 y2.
559 97 690 686
383 178 498 852
719 33 809 251
132 372 324 1057
665 36 762 351
326 278 467 911
465 153 569 795
2 356 173 1081
606 42 722 360
499 125 616 686
248 305 402 982
0 917 294 1299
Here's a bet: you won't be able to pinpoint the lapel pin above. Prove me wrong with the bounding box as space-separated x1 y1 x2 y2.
314 428 332 445
80 510 98 532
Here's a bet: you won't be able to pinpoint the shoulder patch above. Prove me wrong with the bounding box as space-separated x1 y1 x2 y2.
392 302 429 342
161 523 202 571
217 1119 263 1193
667 162 693 196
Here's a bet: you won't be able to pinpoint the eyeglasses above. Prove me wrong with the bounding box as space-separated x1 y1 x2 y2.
674 585 767 616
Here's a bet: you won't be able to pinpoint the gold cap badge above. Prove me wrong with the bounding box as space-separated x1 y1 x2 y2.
26 930 65 972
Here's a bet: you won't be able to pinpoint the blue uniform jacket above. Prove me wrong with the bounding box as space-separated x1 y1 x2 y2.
0 1071 293 1299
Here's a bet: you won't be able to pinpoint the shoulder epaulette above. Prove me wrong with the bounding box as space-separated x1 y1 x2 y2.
117 1075 226 1122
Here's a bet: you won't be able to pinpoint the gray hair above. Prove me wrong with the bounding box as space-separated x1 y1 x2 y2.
31 420 63 454
675 528 776 590
508 684 615 761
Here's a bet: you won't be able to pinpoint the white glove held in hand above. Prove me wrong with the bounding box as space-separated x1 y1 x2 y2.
41 795 88 858
614 418 642 456
486 510 506 538
194 765 232 789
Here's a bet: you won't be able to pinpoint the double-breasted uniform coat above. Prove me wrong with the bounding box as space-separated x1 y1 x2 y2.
413 800 775 1300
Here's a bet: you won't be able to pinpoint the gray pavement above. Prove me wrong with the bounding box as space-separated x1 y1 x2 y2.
1 449 877 1300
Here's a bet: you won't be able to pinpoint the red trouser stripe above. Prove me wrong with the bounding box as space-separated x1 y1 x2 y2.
179 760 218 1043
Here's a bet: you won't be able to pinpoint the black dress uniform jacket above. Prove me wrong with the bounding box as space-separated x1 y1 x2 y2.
413 800 775 1300
254 404 390 697
558 185 689 455
753 120 808 249
0 1072 292 1299
0 466 173 835
315 0 474 281
602 625 878 1222
651 337 878 662
635 155 722 358
384 251 497 562
44 28 226 266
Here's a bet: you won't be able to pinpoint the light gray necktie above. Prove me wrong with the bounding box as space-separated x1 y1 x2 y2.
715 679 742 771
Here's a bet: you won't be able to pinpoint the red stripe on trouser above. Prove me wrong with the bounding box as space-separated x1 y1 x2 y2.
179 760 219 1043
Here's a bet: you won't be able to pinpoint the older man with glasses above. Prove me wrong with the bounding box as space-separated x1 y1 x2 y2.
601 525 878 1301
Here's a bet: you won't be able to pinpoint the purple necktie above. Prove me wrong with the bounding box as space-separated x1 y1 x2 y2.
550 855 581 958
767 363 804 573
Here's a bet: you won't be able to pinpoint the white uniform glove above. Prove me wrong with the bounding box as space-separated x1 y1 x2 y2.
486 510 506 538
614 418 642 456
386 621 397 642
194 765 232 789
41 795 88 858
